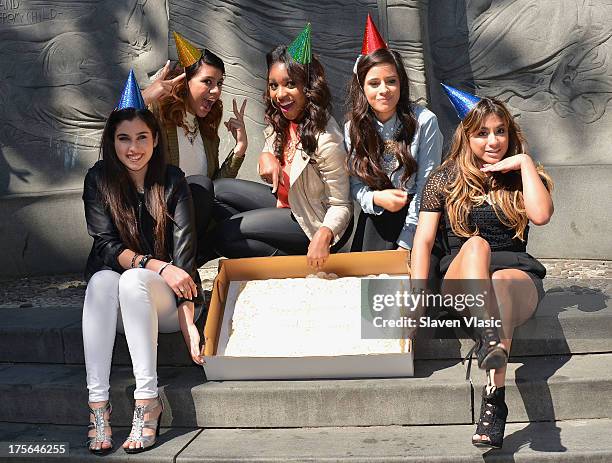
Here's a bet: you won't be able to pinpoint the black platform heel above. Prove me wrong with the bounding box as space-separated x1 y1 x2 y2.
472 386 508 449
464 324 508 380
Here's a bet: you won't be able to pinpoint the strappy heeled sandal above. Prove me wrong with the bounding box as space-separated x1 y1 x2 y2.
472 386 508 449
464 324 508 380
87 402 113 455
124 397 163 454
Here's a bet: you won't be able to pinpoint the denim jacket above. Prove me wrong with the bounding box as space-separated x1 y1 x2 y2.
345 104 443 249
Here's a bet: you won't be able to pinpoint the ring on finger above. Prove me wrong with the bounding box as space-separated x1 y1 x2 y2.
179 287 185 293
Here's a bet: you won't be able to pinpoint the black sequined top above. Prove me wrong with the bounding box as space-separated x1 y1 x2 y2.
420 163 528 253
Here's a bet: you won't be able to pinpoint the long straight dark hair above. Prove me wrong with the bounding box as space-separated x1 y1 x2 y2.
263 45 331 160
346 48 418 190
98 108 169 259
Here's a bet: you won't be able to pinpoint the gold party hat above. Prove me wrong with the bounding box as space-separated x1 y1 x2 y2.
173 31 202 67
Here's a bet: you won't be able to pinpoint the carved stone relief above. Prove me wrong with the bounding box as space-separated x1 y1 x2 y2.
0 0 168 196
427 0 612 165
387 0 428 103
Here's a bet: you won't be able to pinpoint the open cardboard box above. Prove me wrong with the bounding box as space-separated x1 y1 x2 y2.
203 250 413 380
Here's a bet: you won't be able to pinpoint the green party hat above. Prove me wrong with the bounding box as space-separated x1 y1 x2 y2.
288 23 312 65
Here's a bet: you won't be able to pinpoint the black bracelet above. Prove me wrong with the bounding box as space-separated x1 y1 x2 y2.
158 260 173 275
130 253 140 269
138 254 153 269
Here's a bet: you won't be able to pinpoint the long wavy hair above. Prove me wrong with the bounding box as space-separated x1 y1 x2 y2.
98 108 169 259
264 45 331 160
158 49 225 140
346 48 418 190
441 98 553 241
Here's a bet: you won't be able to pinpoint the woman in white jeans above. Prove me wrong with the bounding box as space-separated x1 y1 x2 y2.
82 71 204 455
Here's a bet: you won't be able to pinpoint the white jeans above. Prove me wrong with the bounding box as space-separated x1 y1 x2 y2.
82 268 193 402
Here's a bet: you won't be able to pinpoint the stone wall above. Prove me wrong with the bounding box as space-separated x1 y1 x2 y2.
0 0 168 276
0 0 609 277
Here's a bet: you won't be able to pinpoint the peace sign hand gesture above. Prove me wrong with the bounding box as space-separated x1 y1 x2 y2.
142 60 186 105
224 98 248 158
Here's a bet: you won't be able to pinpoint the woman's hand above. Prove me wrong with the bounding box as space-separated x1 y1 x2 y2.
307 227 334 269
177 302 205 365
224 99 248 158
160 264 198 300
258 151 284 193
184 322 204 365
480 154 529 174
373 189 409 212
142 60 186 105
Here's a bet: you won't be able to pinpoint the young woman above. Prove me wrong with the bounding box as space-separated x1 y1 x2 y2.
142 33 248 264
212 34 353 268
410 96 554 448
82 76 204 454
346 16 442 254
346 47 442 253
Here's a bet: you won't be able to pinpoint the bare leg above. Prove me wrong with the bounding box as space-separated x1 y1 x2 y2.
475 268 539 444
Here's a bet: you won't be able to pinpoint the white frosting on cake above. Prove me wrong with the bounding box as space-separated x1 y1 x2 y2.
222 274 410 357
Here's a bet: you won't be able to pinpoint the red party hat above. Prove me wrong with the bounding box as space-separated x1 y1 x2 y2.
361 13 387 55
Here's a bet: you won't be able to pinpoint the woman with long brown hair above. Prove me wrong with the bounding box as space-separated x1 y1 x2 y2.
142 32 248 264
346 16 442 253
211 24 353 267
411 91 554 449
83 72 203 455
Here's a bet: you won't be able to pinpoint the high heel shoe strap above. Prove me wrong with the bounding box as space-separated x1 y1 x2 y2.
87 402 113 448
126 398 163 448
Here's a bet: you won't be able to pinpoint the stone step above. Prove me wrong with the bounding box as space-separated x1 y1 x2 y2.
0 361 469 428
1 353 611 428
469 353 612 423
0 419 611 462
1 278 611 366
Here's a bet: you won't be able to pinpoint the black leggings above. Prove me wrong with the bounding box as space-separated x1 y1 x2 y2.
187 175 215 266
212 178 352 258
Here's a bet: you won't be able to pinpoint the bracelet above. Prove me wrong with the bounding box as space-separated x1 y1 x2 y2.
158 260 173 275
138 254 153 269
130 253 140 269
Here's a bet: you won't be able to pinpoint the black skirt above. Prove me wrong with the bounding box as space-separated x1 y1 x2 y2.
350 205 409 252
439 250 546 302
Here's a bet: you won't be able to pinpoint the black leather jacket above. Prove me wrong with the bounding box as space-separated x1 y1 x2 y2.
82 161 203 305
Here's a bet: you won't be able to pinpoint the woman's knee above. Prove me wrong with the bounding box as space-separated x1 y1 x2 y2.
118 268 175 311
87 270 120 293
118 269 157 302
84 270 120 310
461 236 491 257
187 174 213 191
212 178 236 201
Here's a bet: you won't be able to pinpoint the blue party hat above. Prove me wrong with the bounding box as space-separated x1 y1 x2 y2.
116 69 146 110
441 83 481 119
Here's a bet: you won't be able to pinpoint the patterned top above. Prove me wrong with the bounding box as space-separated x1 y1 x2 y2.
376 113 401 177
420 163 529 252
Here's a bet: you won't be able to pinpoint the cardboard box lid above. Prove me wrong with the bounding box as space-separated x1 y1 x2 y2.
204 250 410 357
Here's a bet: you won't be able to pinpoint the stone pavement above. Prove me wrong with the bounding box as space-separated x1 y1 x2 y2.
0 259 609 309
